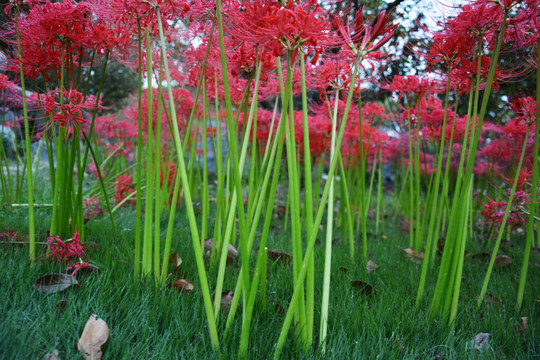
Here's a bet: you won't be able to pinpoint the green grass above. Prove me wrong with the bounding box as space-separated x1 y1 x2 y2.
0 203 538 359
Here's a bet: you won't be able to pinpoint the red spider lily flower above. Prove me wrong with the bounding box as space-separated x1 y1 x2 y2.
0 224 27 242
500 168 533 190
509 96 540 125
41 88 101 132
83 195 102 219
46 231 85 263
480 190 531 227
113 174 136 206
330 8 398 60
383 75 444 99
67 261 89 276
225 0 331 58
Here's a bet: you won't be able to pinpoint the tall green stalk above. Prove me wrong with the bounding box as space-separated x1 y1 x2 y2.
15 10 35 259
516 42 540 310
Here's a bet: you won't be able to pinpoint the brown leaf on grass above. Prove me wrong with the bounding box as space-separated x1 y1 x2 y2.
495 255 512 268
470 252 491 260
77 314 109 360
403 248 424 264
167 279 194 292
467 333 491 351
517 316 528 335
33 274 78 294
267 250 293 265
204 238 238 258
366 260 379 273
351 280 377 296
42 349 61 360
220 290 239 312
476 293 502 307
169 253 182 271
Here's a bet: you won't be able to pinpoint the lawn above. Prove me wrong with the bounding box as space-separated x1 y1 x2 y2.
0 202 538 359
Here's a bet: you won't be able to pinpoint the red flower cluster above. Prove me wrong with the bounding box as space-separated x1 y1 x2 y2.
46 231 85 263
113 174 136 206
42 88 100 131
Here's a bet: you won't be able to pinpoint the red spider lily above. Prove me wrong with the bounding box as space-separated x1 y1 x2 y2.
330 8 398 59
46 231 85 263
500 168 533 190
480 190 531 228
83 195 102 219
0 224 27 242
67 261 89 276
383 75 444 99
113 174 136 206
41 88 101 132
225 0 330 58
509 96 540 125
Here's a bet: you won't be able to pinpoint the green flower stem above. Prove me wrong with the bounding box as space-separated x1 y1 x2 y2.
478 127 531 305
339 154 355 258
153 64 164 281
299 52 316 344
134 70 145 240
431 11 508 322
15 10 35 258
417 81 452 304
516 42 540 310
320 88 340 352
275 62 359 359
376 146 384 235
156 9 218 349
214 63 262 321
142 27 155 277
215 0 252 312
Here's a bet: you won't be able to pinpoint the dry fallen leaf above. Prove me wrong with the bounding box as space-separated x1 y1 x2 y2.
42 349 61 360
267 250 293 265
467 333 491 351
77 314 109 360
470 252 491 260
220 290 239 312
204 238 238 258
351 280 377 296
33 274 78 294
169 253 183 271
476 293 502 307
167 279 194 292
403 248 424 264
366 260 379 273
517 317 528 335
495 255 512 268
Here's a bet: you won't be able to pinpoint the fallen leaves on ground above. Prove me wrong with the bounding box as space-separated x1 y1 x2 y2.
267 249 293 265
33 274 78 294
42 349 61 360
477 293 502 307
169 253 182 272
495 255 512 268
517 317 528 335
366 260 379 273
351 280 377 296
77 314 109 360
204 238 238 258
467 333 491 352
403 248 424 264
167 279 194 292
